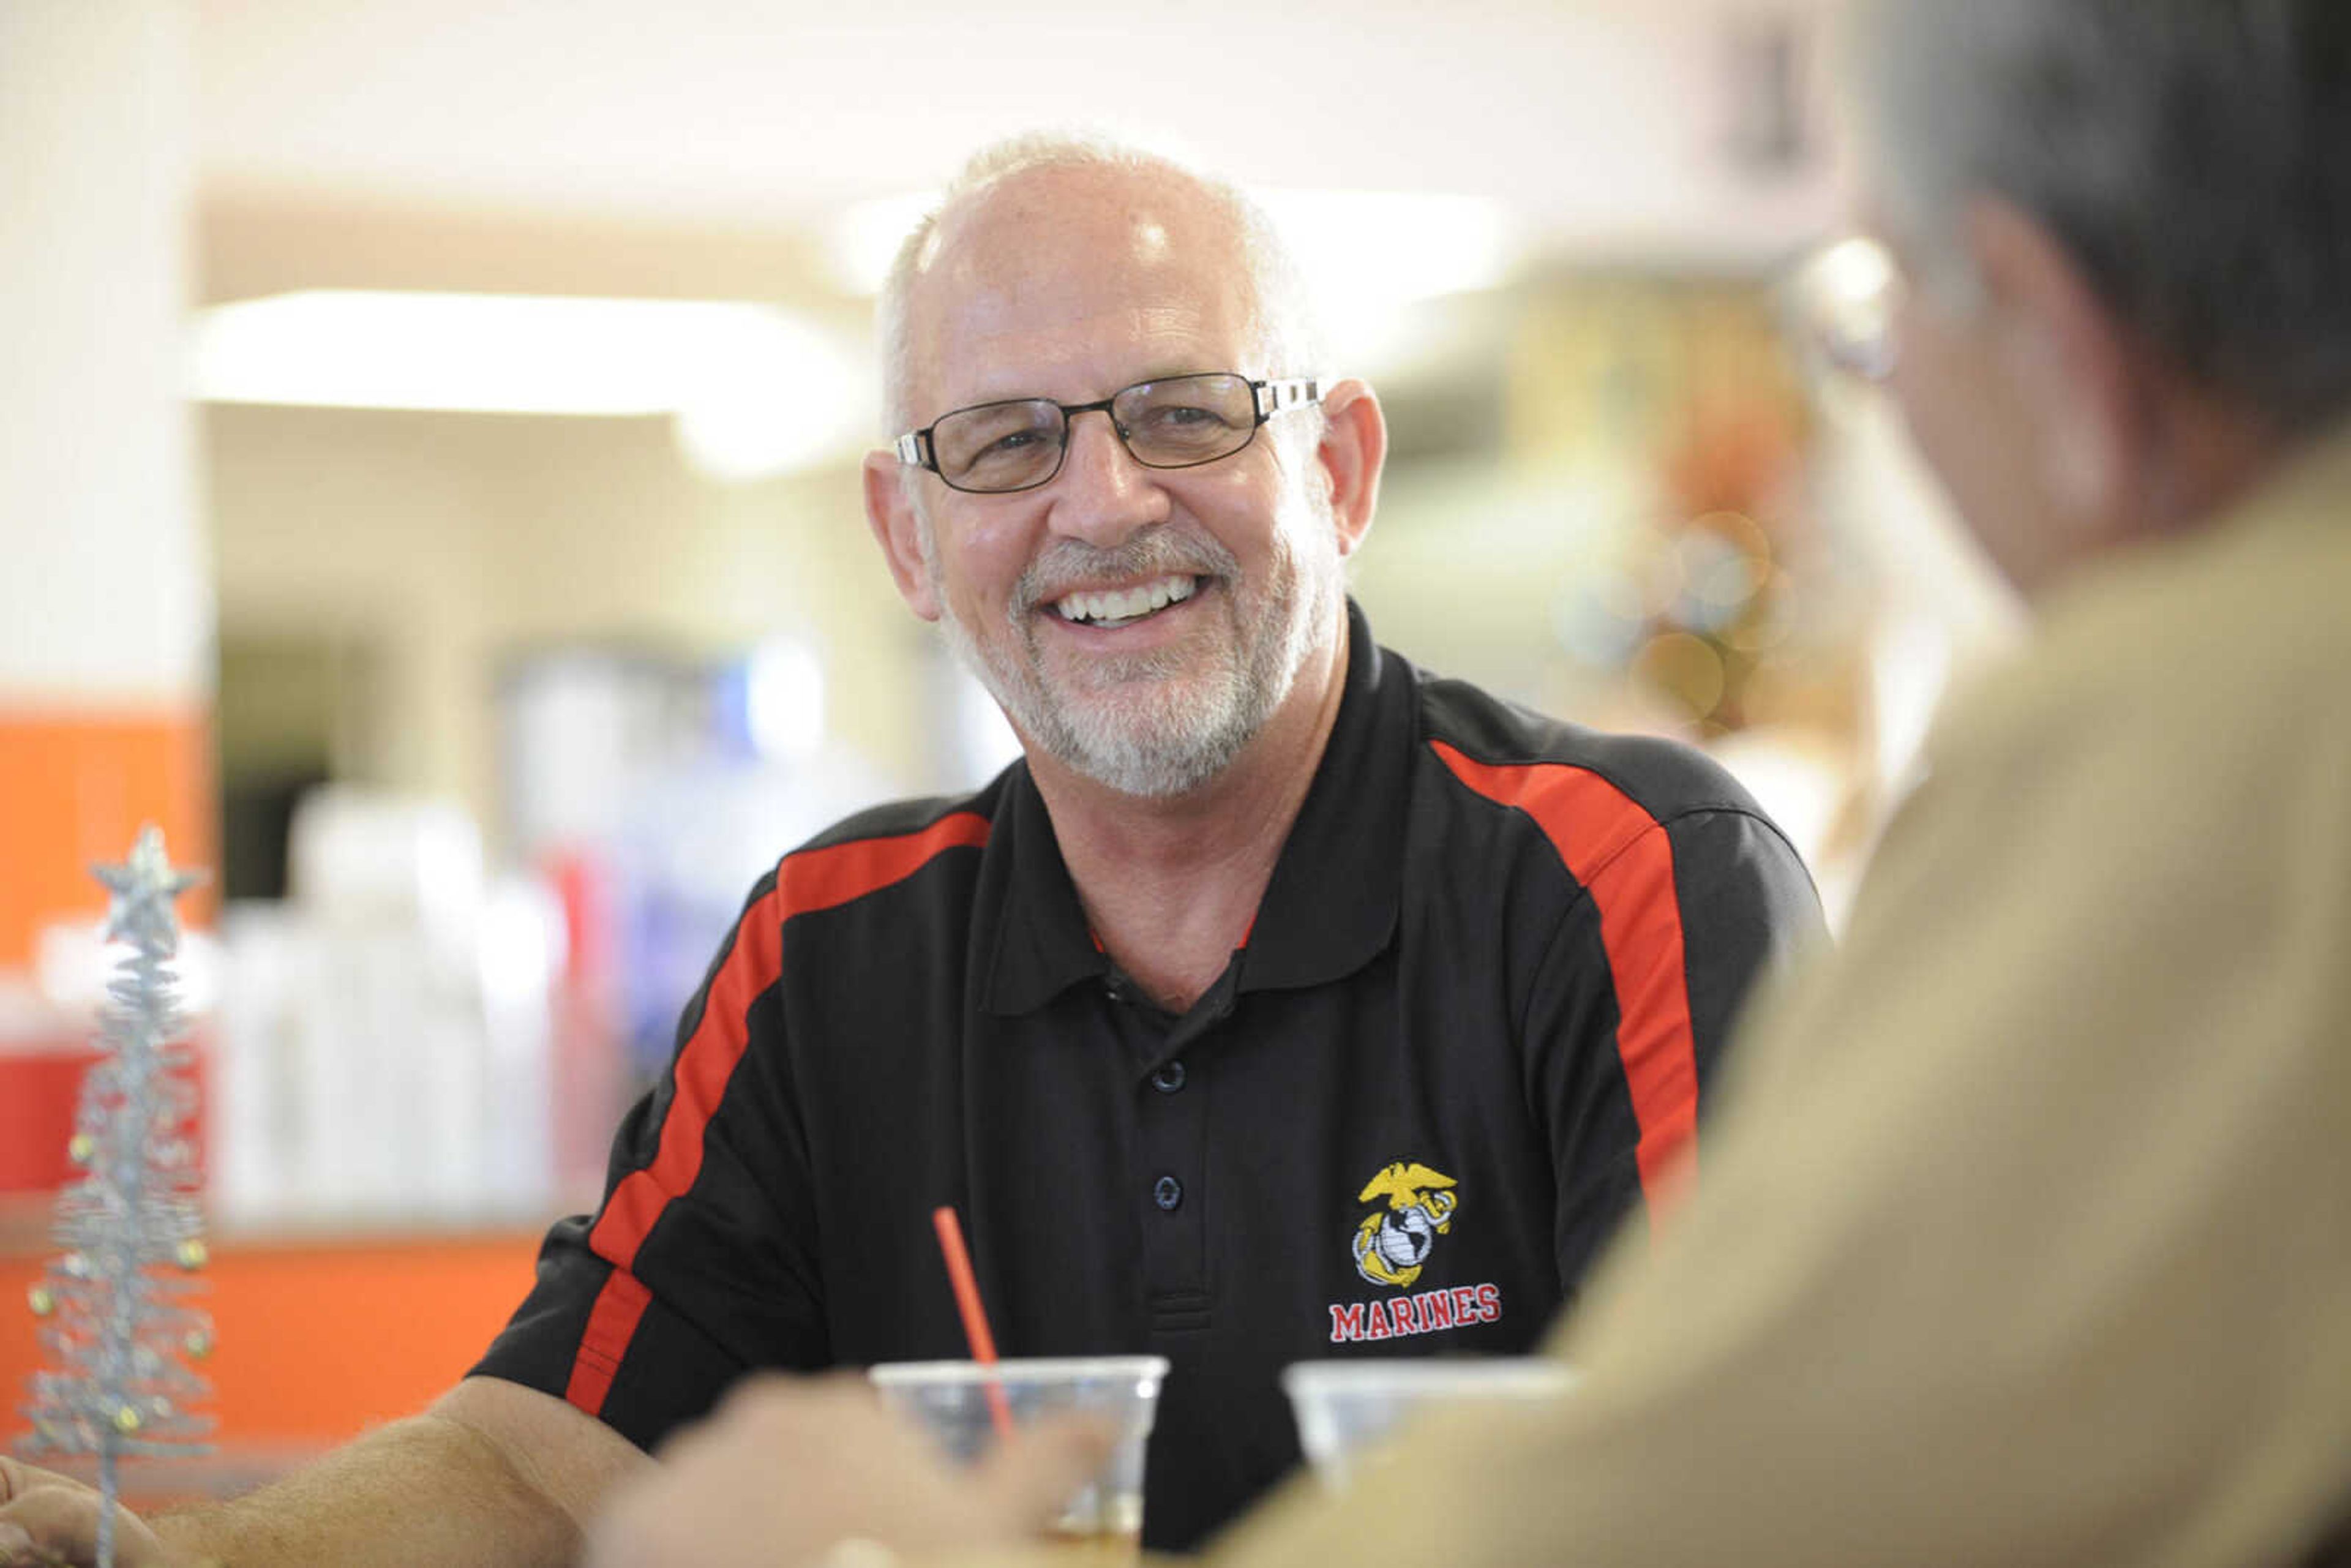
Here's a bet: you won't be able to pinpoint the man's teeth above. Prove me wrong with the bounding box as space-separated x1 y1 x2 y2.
1052 575 1198 626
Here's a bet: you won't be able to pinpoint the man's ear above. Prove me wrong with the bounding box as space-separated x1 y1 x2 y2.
1964 195 2147 529
863 450 942 621
1313 378 1387 558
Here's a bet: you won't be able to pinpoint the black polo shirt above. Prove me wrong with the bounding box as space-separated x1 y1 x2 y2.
474 601 1823 1551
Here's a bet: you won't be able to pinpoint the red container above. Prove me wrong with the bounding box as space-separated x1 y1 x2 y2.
0 1032 208 1195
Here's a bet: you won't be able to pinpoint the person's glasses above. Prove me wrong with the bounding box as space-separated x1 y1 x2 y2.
893 372 1322 495
1779 235 1906 382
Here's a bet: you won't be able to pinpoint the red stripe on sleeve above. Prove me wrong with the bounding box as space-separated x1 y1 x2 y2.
562 809 992 1417
564 1269 651 1414
1430 742 1701 1218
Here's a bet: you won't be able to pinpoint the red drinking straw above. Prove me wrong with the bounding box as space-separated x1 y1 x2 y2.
931 1205 1016 1441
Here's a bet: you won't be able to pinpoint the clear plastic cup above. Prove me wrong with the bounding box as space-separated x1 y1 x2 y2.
868 1356 1169 1561
1281 1357 1579 1491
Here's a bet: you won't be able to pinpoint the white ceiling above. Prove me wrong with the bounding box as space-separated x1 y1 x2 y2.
195 0 1849 268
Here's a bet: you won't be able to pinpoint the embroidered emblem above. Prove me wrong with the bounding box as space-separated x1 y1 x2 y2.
1327 1161 1500 1343
1351 1160 1459 1289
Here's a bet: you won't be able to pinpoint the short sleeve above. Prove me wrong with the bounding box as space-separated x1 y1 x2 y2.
471 874 832 1450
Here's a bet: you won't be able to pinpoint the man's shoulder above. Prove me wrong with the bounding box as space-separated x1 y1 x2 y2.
792 775 1010 857
1406 665 1769 827
750 768 1017 917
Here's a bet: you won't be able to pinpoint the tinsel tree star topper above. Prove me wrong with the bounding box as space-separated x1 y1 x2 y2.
92 827 205 956
18 826 217 1568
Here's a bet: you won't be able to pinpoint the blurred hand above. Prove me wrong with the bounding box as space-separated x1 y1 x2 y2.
584 1372 1112 1568
0 1457 180 1567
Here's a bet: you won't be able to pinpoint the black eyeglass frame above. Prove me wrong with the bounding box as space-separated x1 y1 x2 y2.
891 373 1322 495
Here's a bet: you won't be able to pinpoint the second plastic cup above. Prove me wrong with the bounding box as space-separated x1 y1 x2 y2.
868 1355 1169 1562
1281 1357 1578 1491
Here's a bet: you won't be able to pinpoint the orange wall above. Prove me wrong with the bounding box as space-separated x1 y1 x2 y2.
0 708 215 967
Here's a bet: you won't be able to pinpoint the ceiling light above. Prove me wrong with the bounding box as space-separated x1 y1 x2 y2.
190 291 870 479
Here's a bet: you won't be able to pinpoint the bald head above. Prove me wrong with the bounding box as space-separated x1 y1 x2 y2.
876 135 1324 438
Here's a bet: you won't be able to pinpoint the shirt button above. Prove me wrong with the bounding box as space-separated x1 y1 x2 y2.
1152 1175 1183 1212
1149 1060 1187 1094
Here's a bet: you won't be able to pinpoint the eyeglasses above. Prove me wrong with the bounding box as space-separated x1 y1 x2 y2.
1779 235 1906 382
893 372 1322 495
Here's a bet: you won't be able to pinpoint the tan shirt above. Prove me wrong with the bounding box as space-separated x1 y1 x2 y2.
948 424 2351 1568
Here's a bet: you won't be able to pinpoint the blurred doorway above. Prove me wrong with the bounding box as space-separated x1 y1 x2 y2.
215 633 383 901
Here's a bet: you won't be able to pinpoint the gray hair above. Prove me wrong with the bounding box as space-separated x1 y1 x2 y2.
874 130 1327 439
1853 0 2351 432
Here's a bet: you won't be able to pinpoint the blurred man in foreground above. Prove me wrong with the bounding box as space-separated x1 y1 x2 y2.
583 1 2351 1564
0 133 1823 1564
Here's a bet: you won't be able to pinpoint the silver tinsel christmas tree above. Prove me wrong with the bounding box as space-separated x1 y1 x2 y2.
19 827 217 1568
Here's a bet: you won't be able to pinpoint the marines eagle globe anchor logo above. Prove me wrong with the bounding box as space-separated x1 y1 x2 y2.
1327 1158 1501 1343
1351 1161 1459 1288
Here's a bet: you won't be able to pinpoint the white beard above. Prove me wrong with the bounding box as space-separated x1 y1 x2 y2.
922 506 1340 799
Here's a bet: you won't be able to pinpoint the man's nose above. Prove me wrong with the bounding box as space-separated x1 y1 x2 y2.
1047 407 1169 542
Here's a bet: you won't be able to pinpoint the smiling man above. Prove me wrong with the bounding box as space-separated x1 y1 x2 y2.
0 136 1819 1568
476 137 1818 1555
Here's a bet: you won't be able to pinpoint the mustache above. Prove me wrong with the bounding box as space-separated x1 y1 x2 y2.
1009 526 1240 618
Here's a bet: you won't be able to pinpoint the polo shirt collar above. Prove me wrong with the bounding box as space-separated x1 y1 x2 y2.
1232 599 1408 994
978 599 1409 1016
979 757 1106 1016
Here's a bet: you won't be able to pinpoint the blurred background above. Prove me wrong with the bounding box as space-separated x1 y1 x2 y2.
1 0 2017 1498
